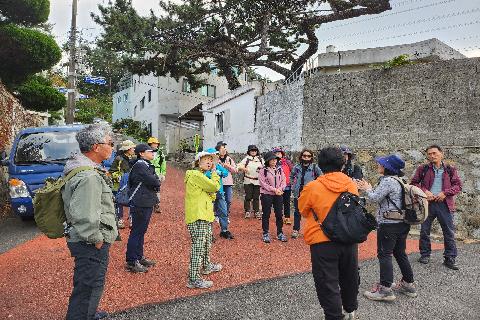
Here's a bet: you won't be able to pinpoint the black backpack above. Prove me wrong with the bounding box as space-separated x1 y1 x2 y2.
311 192 377 244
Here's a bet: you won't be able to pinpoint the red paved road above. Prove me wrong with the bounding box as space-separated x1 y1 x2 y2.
0 165 442 319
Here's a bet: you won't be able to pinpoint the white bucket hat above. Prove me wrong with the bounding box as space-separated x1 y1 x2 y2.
195 150 217 161
119 140 136 151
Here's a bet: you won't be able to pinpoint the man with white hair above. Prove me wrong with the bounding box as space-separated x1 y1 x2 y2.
62 124 118 320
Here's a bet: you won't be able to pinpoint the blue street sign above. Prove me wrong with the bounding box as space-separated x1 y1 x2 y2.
84 76 107 85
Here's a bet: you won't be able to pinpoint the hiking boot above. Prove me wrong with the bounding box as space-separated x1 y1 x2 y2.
291 230 300 239
254 211 262 219
202 262 223 275
117 219 125 229
139 257 156 267
126 261 148 273
393 280 417 298
187 278 213 289
220 231 234 240
418 256 430 264
94 310 109 319
342 311 356 320
443 258 459 270
244 211 251 219
263 233 271 243
364 283 396 301
277 233 288 242
283 217 292 225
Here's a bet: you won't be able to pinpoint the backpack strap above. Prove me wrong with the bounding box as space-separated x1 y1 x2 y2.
420 163 454 183
64 166 94 182
385 177 406 212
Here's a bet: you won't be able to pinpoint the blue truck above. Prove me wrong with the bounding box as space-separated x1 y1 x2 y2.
1 125 115 220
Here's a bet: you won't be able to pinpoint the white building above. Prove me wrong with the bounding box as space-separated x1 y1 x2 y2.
113 70 248 153
202 81 277 153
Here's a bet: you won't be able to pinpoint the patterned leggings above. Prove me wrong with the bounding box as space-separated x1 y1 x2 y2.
187 220 212 282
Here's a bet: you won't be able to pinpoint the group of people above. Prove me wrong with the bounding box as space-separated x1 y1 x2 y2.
60 123 463 320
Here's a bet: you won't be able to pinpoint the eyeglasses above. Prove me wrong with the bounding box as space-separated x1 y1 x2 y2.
97 142 115 147
302 154 312 158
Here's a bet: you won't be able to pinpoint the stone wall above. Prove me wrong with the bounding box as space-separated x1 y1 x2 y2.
256 78 304 152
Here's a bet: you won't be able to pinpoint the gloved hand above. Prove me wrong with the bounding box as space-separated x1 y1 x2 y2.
158 174 166 182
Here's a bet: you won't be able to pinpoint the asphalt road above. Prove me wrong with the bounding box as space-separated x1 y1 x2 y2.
0 215 39 254
109 243 480 320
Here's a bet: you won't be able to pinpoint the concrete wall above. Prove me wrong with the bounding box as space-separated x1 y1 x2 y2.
256 78 305 152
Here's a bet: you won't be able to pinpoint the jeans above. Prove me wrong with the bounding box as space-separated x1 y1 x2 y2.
215 192 229 232
261 194 283 235
66 241 111 320
126 206 153 262
311 242 359 320
223 185 233 213
244 184 260 212
282 188 291 218
293 198 302 231
377 223 414 287
420 201 457 259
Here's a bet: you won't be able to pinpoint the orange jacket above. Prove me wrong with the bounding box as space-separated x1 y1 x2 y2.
298 172 358 245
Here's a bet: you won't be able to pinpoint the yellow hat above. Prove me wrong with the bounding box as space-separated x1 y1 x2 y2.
147 137 160 144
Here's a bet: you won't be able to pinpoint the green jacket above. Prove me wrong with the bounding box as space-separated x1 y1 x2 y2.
62 155 118 244
184 169 220 224
152 149 167 176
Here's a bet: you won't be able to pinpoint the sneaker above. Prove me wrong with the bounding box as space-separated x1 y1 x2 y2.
187 278 213 289
263 233 271 243
139 257 156 267
418 256 430 264
254 211 262 220
342 311 356 320
443 258 459 270
220 231 234 239
277 233 288 242
283 217 292 225
126 260 148 273
244 211 251 219
202 262 223 275
117 219 125 229
364 283 396 301
154 203 161 213
393 280 417 298
214 216 220 224
291 230 300 239
127 215 132 228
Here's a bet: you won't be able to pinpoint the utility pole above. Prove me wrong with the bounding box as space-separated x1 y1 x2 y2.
65 0 78 124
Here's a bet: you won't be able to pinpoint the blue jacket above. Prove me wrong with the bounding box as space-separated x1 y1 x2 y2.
206 164 229 194
290 163 322 199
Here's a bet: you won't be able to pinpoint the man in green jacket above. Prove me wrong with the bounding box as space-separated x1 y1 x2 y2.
147 136 166 213
62 124 118 320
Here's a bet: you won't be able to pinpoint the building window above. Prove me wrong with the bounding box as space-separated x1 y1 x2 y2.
140 97 145 110
201 84 216 98
147 123 152 136
134 105 137 116
182 79 191 93
148 89 152 102
134 80 137 91
124 93 128 102
215 112 224 134
117 96 121 104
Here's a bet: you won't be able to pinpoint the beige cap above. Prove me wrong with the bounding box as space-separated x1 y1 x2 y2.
119 140 136 151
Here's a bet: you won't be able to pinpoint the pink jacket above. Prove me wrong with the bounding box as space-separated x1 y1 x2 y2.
259 166 286 195
219 155 238 186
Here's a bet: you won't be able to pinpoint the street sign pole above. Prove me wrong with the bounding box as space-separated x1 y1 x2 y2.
65 0 78 124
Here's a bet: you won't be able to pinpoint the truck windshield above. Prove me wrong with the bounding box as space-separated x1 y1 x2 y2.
14 131 80 165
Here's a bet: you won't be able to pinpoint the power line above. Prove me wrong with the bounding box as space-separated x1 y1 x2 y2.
319 8 480 43
334 20 480 48
323 0 458 30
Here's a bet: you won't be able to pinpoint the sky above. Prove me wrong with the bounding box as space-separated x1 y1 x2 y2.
49 0 480 81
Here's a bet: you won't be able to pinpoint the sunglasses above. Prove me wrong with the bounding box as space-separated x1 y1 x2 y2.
302 154 313 158
97 142 115 147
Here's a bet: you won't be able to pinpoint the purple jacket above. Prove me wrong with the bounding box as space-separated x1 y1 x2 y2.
411 163 462 213
259 166 286 195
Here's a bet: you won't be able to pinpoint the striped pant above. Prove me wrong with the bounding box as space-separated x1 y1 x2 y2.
187 220 212 282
